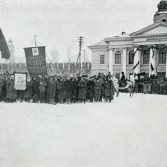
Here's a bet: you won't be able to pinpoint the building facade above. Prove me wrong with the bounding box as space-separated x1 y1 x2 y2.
88 0 167 79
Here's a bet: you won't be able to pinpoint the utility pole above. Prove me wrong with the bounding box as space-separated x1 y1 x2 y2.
34 35 37 47
76 36 84 75
84 50 86 63
83 49 86 75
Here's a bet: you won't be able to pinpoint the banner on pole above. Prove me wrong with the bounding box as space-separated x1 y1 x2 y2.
24 46 47 76
14 72 27 90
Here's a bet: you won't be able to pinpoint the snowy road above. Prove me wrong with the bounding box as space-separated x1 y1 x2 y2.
0 93 167 167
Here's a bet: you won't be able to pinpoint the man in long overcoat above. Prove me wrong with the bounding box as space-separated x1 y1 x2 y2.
6 74 17 102
77 76 87 102
87 77 95 102
32 77 40 103
103 77 114 102
57 77 66 103
47 77 57 104
94 78 102 102
65 77 73 103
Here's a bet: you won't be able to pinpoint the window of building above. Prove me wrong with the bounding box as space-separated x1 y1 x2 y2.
100 55 105 64
143 50 150 64
115 51 121 64
129 50 134 64
159 49 166 64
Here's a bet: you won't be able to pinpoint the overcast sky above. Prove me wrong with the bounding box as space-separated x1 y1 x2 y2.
0 0 161 62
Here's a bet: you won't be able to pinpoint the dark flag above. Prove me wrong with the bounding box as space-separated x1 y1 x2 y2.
133 61 139 70
151 63 154 71
0 28 10 59
24 46 47 76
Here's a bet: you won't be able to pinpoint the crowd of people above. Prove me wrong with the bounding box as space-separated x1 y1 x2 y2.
134 74 167 95
0 72 119 104
0 71 166 104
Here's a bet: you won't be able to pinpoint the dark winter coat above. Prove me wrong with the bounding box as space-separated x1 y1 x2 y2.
103 81 114 100
71 79 78 99
94 82 102 95
87 80 95 99
77 80 87 100
32 80 40 94
65 80 73 100
0 78 4 96
165 82 167 94
47 80 57 99
39 81 47 93
24 81 33 99
57 80 66 100
6 79 17 100
151 82 156 93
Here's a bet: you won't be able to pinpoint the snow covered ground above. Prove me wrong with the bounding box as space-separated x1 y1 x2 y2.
0 93 167 167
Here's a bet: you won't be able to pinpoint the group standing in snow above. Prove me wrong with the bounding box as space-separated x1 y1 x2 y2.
0 72 121 104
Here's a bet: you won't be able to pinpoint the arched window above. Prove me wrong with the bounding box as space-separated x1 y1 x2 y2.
159 49 166 64
115 51 121 64
129 50 134 64
143 50 150 64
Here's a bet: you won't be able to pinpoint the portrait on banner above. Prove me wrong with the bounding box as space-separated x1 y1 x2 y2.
14 73 27 90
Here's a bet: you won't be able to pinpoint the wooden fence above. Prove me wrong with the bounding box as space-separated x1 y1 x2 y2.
0 62 91 76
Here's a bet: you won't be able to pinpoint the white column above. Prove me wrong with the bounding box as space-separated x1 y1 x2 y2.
122 48 127 77
109 49 114 75
133 47 141 74
149 47 156 76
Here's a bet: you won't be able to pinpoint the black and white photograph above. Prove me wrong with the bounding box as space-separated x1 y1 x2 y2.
0 0 167 166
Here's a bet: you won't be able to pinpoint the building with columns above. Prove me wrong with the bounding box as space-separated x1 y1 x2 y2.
88 0 167 79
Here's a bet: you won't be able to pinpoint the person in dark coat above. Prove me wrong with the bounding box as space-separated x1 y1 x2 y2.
39 78 47 103
94 78 102 102
65 77 73 103
24 76 33 102
6 74 17 102
87 77 95 102
165 81 167 95
43 75 49 103
54 75 58 103
32 77 40 103
57 77 66 103
71 78 78 103
75 74 81 101
47 77 57 104
77 76 87 103
2 74 8 101
103 77 114 102
119 72 126 90
151 81 156 94
0 74 4 101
